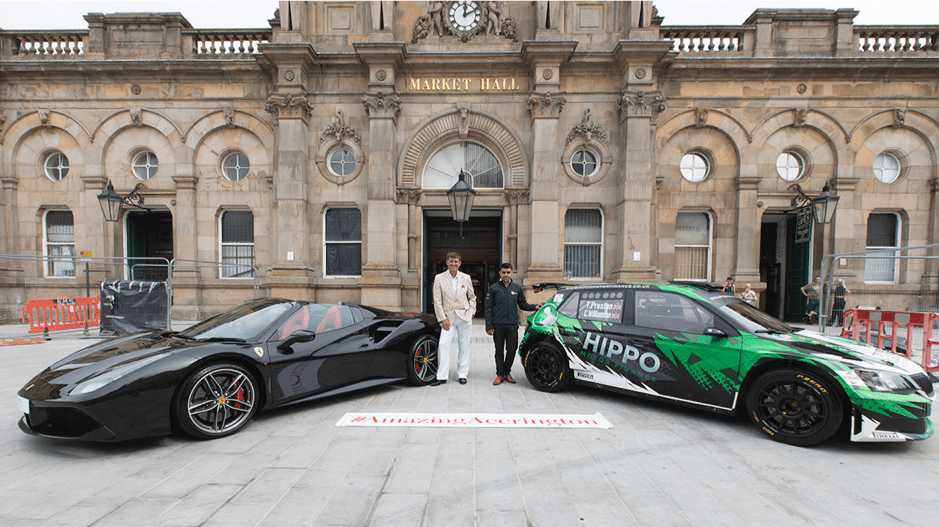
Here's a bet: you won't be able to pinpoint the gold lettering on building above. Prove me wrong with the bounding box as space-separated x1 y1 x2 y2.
406 77 522 92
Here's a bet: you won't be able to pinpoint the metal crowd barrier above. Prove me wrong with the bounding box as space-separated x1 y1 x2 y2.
840 308 938 372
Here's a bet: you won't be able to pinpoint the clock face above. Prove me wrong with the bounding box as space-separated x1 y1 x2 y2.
448 0 481 32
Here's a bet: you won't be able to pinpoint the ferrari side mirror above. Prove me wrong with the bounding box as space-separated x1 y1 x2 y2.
277 330 316 352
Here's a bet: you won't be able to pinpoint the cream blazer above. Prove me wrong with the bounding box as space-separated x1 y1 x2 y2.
432 270 477 323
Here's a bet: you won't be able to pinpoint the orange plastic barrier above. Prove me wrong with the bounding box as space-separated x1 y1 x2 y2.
21 296 100 335
841 309 938 372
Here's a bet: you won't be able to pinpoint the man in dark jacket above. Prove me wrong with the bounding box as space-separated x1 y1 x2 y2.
485 263 542 385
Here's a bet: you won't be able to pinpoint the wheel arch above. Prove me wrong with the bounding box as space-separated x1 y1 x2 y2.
737 358 851 419
170 353 269 421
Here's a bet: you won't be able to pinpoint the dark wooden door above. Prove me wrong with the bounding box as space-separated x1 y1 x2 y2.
424 213 501 315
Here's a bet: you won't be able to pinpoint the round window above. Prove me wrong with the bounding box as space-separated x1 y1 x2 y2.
776 152 804 182
873 152 901 184
571 148 598 177
328 149 356 177
222 152 250 182
44 153 69 182
132 152 158 180
679 152 709 183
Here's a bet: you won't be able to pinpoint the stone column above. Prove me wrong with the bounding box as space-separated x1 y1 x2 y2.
831 177 861 282
526 92 566 281
734 177 762 285
506 189 529 268
612 89 665 282
360 92 402 310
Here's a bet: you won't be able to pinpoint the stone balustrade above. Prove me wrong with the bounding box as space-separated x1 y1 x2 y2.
855 26 939 52
5 31 87 57
183 30 271 58
659 26 751 53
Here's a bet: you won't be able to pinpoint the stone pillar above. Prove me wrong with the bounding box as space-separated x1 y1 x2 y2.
831 177 861 282
925 180 939 298
506 189 528 268
527 93 566 281
734 177 762 285
360 92 402 310
258 43 317 300
612 88 665 282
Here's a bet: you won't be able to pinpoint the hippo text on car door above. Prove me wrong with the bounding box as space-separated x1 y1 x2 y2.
625 290 741 409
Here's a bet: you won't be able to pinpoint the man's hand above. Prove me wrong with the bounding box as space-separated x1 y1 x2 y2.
486 329 494 336
441 319 451 331
536 303 543 309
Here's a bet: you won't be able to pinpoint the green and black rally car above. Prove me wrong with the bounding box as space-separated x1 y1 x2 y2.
519 282 935 446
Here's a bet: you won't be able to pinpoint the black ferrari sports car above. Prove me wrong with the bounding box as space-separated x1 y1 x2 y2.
17 299 439 441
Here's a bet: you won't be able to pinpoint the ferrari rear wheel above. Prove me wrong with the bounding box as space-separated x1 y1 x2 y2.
408 335 438 385
746 369 842 446
524 342 573 393
174 363 258 439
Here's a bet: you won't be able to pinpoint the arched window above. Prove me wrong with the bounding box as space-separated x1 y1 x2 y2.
422 141 503 189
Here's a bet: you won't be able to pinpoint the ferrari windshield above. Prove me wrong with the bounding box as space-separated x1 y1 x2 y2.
716 298 793 334
178 300 294 341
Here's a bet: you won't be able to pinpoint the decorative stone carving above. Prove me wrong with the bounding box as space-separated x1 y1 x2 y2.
265 93 314 122
130 108 142 126
505 188 530 204
362 92 401 119
0 114 6 144
793 108 808 127
527 91 566 118
618 90 666 118
500 16 518 41
411 1 517 43
695 107 708 128
893 108 906 127
224 107 235 128
321 110 361 145
458 106 470 138
797 83 807 94
38 109 51 127
566 108 608 145
396 188 422 204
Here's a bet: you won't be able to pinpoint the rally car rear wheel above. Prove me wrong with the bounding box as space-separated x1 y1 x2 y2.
746 369 842 446
524 342 573 393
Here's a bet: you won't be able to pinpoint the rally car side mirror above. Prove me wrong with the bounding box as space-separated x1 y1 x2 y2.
704 327 727 338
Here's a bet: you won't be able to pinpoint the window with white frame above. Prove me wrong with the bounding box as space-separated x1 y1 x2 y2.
222 152 250 181
325 208 362 276
422 141 504 189
220 210 255 278
675 212 711 280
864 212 900 283
44 152 69 182
44 210 75 277
873 152 901 184
679 152 709 183
564 208 602 279
132 151 158 180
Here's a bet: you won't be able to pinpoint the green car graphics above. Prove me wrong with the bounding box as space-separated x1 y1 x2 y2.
520 283 935 446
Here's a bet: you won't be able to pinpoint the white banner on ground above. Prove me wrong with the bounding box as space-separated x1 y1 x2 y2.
335 411 612 429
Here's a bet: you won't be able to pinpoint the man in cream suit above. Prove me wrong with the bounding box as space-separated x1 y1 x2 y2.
432 251 477 385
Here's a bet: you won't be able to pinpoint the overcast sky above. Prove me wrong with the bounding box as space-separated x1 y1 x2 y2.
0 1 937 29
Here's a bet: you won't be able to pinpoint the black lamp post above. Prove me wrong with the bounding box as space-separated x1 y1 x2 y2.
447 170 476 236
789 181 839 225
97 180 147 222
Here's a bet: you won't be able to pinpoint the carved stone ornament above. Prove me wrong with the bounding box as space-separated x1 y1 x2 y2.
0 114 6 144
321 110 361 145
265 93 314 122
458 106 470 138
566 108 608 146
893 108 906 127
131 84 141 95
411 1 517 43
793 108 808 127
130 108 142 126
362 92 401 119
504 188 530 204
617 90 666 118
224 107 236 128
695 107 708 128
38 109 51 127
396 188 422 204
797 83 807 94
527 91 566 118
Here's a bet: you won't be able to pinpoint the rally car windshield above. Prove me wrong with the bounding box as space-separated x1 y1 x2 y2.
716 298 793 334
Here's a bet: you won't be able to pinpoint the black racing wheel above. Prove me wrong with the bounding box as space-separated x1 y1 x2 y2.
408 335 438 385
524 342 574 393
174 362 258 439
746 369 843 446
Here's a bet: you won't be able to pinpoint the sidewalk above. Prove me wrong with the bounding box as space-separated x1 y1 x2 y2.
2 320 937 527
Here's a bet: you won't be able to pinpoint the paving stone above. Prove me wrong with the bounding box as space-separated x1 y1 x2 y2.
366 493 427 527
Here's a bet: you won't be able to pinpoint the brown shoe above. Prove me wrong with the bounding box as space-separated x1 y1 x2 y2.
505 374 516 384
492 376 504 385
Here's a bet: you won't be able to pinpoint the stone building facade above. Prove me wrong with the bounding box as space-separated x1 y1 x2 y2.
1 2 937 322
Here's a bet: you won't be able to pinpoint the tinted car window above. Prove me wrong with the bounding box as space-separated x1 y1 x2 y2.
577 290 625 323
557 292 580 318
635 291 713 334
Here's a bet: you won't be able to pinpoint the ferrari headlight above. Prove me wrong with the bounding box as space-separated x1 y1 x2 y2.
853 369 917 393
70 354 166 396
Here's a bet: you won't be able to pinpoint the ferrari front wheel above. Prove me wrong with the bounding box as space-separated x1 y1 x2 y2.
407 335 438 385
174 362 258 439
746 369 842 446
524 342 573 393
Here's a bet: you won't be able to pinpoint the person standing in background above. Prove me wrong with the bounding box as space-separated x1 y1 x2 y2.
830 279 852 326
741 283 757 306
722 277 735 295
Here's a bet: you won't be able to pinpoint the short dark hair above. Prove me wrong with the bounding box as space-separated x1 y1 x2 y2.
500 262 513 270
727 276 734 281
446 251 462 262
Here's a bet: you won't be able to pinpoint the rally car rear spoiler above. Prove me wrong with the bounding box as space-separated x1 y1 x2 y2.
531 283 566 294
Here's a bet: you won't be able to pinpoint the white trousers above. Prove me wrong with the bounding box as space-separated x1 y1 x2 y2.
438 316 472 380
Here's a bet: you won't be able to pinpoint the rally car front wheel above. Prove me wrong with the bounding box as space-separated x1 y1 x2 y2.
524 342 574 393
746 369 843 446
